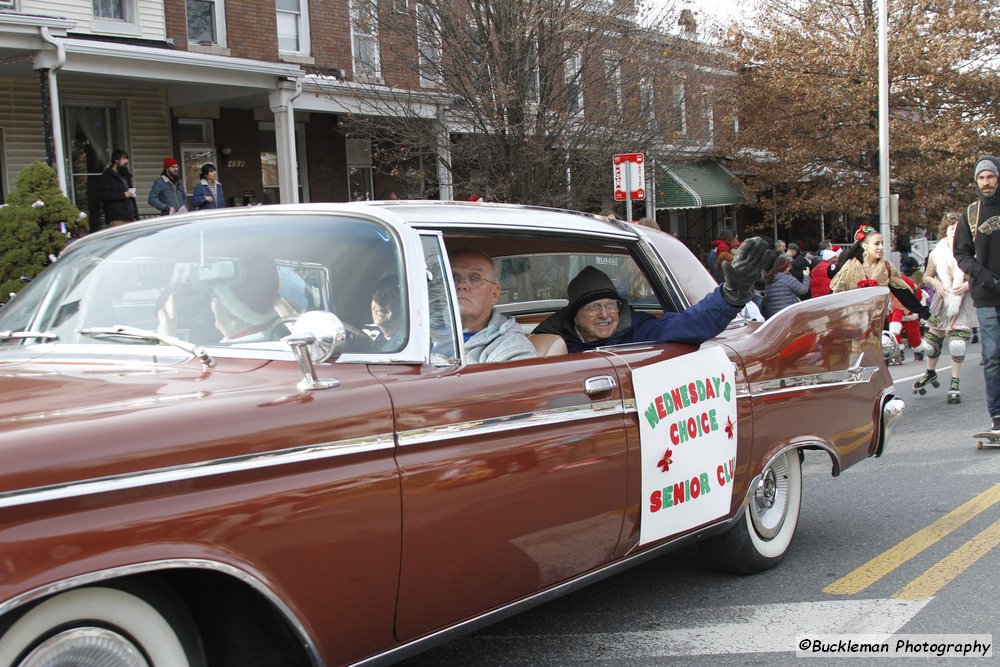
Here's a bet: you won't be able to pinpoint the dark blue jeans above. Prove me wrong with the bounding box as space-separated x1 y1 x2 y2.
977 307 1000 418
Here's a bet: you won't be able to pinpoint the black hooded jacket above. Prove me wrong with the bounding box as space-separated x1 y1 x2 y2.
100 165 139 224
954 155 1000 308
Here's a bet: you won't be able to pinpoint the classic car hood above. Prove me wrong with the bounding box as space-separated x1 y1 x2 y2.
0 354 342 498
0 357 270 427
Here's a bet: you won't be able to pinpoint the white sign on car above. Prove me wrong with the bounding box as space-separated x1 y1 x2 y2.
634 346 738 545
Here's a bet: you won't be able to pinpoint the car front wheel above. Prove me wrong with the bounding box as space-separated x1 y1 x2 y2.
0 586 204 667
699 448 802 574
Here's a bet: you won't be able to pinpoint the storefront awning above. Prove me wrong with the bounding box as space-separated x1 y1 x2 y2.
656 161 745 210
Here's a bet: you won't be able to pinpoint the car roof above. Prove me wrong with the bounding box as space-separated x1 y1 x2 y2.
337 201 643 240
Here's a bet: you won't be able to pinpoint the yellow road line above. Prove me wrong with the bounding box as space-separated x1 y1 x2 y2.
823 481 1000 595
893 517 1000 600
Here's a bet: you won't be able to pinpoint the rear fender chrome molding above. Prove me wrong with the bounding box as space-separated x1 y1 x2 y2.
0 433 395 510
0 559 321 667
738 366 879 398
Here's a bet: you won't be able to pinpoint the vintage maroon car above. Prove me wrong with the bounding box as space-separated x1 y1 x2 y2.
0 202 902 666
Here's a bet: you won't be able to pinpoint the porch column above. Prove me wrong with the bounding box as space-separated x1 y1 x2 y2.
34 28 68 195
269 79 302 204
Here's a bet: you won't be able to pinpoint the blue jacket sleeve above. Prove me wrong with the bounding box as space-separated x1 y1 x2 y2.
630 287 739 345
192 184 208 208
148 179 168 212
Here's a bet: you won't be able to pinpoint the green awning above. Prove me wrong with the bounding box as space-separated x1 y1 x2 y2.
656 161 745 210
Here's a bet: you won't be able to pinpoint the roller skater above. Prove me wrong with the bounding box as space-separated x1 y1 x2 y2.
917 212 975 404
947 377 961 404
913 367 939 395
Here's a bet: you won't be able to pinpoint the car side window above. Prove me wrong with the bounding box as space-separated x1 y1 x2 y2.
494 252 659 308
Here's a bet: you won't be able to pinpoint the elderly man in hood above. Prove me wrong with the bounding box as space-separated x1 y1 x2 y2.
953 154 1000 432
535 237 769 352
450 248 537 364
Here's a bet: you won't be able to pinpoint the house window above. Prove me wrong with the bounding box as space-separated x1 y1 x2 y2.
277 0 310 54
351 0 381 80
178 119 215 145
187 0 226 46
93 0 126 20
673 82 687 136
416 3 442 88
526 38 540 104
0 0 16 9
698 87 714 142
346 138 374 200
641 77 655 129
566 50 583 113
604 54 621 111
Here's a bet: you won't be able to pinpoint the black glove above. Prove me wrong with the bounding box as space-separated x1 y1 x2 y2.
721 237 770 307
989 274 1000 294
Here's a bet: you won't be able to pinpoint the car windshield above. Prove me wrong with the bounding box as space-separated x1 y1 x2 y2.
0 214 407 354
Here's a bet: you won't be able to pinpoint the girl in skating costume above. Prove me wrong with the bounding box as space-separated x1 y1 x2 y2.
914 213 976 402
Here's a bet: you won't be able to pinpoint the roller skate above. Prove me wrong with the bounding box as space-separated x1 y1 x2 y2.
913 369 939 395
947 378 961 404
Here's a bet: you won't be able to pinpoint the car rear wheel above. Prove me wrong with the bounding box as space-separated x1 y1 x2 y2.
0 586 204 667
699 449 802 574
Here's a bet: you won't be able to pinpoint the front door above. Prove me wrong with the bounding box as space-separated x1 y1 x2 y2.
377 352 630 640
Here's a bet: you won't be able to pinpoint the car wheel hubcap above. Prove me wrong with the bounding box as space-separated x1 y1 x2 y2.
751 454 790 540
20 627 150 667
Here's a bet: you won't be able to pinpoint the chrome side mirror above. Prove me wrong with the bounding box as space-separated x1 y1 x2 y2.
282 311 347 390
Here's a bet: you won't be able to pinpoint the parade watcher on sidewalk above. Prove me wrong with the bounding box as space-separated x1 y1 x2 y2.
953 155 1000 431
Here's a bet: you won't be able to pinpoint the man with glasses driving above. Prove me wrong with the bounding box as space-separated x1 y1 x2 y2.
535 237 769 352
450 248 537 363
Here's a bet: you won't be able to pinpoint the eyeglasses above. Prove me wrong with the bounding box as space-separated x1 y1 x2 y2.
452 272 497 288
580 299 621 315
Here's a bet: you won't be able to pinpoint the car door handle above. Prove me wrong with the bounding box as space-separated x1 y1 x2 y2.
585 375 617 395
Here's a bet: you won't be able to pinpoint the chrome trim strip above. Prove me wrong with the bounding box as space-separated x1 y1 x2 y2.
0 559 322 667
738 366 879 398
397 399 624 447
0 433 395 510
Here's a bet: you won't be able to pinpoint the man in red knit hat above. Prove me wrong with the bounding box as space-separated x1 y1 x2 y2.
148 156 187 215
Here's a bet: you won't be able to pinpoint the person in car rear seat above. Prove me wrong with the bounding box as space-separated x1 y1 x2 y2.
450 248 537 363
534 237 769 352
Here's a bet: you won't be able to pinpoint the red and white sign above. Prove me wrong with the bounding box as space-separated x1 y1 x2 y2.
633 347 738 545
613 152 645 201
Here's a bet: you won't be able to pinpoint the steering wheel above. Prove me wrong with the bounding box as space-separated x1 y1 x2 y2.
267 315 300 340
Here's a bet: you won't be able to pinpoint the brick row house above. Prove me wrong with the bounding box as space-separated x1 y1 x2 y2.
0 0 746 243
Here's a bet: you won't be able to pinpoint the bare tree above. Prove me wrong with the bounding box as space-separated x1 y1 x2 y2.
717 0 1000 232
338 0 727 210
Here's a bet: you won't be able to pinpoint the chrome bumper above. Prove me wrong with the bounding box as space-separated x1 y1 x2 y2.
876 396 905 457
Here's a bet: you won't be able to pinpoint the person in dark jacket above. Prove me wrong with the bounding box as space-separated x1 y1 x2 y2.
100 148 139 227
148 157 187 215
534 237 769 352
192 163 225 210
762 253 810 319
788 243 811 287
953 154 1000 431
